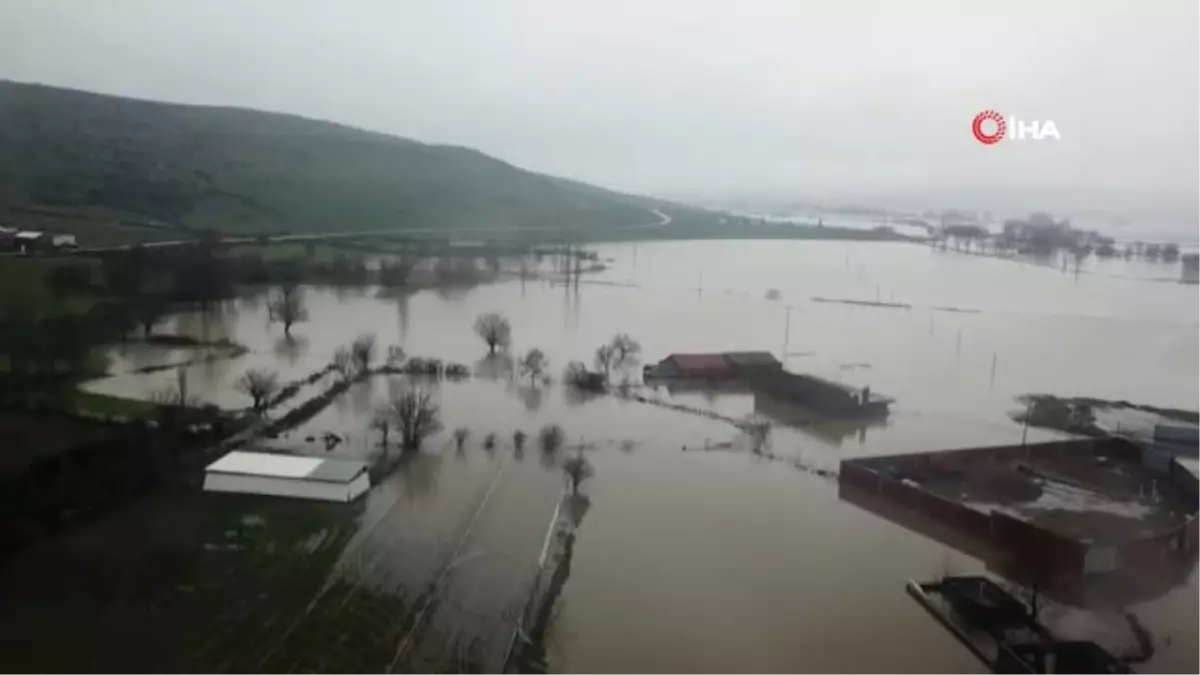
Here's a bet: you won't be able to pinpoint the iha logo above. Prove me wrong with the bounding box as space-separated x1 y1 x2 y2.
972 110 1060 144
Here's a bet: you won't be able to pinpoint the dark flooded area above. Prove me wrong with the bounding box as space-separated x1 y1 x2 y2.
6 240 1198 672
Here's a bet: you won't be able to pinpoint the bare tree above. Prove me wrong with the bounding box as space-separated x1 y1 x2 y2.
453 426 470 451
387 386 443 451
593 344 616 377
483 432 497 452
235 368 279 413
565 361 605 392
371 407 392 455
564 360 588 385
150 367 200 433
268 283 309 337
741 414 773 453
474 312 512 354
133 294 166 338
351 332 377 374
562 451 595 495
538 424 565 453
386 345 407 367
512 429 527 452
609 333 642 367
519 348 549 386
331 345 355 382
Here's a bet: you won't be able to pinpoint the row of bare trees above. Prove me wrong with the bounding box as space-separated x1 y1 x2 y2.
565 333 642 391
447 422 592 494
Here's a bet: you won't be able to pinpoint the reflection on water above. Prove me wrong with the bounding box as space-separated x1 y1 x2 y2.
838 481 1197 608
273 334 309 365
393 450 442 502
753 392 888 448
516 383 545 412
172 297 237 344
90 241 1198 425
474 353 515 381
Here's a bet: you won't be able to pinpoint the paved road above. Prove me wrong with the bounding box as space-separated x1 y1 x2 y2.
35 205 679 256
239 456 565 673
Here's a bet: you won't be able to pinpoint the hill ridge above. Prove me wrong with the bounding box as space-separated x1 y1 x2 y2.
0 79 657 236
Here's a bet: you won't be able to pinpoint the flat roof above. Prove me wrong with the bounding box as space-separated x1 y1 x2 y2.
843 439 1196 544
724 351 781 366
1171 456 1200 478
206 451 367 484
666 353 731 370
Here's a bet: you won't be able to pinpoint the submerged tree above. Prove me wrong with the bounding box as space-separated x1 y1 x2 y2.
593 344 616 378
609 333 642 368
371 408 392 456
387 386 443 451
350 332 377 375
562 451 595 495
564 361 605 393
386 345 407 367
268 283 309 336
538 424 565 453
741 414 773 453
453 426 470 451
235 368 279 414
331 345 355 382
133 294 167 338
519 348 549 386
512 429 527 453
473 312 512 354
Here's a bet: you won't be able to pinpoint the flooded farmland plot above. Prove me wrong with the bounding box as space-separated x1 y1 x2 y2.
6 240 1198 672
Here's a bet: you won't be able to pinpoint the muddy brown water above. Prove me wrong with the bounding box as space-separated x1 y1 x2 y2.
4 240 1194 672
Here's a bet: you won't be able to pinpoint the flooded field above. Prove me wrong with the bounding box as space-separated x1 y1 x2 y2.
5 240 1197 672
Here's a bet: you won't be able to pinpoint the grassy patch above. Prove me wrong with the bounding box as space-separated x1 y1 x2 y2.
0 257 103 316
71 390 158 420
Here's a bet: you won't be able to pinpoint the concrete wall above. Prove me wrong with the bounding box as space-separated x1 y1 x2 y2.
204 472 367 502
840 438 1199 577
850 438 1118 471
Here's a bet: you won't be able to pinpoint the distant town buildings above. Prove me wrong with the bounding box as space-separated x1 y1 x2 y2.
0 226 80 253
14 230 45 253
51 234 77 249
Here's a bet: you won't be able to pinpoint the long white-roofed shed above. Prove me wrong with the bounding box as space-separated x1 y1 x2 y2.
203 451 371 503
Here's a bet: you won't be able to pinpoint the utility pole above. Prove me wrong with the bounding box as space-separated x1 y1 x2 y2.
782 305 792 362
1021 400 1032 446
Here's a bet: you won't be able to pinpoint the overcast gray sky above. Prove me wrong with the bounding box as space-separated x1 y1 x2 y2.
1 0 1196 228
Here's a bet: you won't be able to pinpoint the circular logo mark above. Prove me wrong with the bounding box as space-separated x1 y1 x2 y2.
972 110 1005 145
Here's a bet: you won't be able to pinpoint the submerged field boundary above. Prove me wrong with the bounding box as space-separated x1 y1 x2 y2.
501 489 565 672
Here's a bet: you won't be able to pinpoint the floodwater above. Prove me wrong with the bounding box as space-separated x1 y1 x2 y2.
7 240 1195 672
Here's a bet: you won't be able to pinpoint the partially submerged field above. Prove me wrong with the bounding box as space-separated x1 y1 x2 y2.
2 239 1197 672
0 445 562 672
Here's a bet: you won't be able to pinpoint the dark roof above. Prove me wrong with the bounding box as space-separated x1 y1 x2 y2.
723 351 781 367
665 353 732 373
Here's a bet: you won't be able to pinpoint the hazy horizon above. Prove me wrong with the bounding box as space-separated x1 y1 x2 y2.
1 0 1196 235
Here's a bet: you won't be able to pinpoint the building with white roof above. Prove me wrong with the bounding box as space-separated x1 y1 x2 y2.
203 450 371 502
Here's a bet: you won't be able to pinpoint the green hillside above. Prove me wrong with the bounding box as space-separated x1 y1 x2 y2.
0 80 659 237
